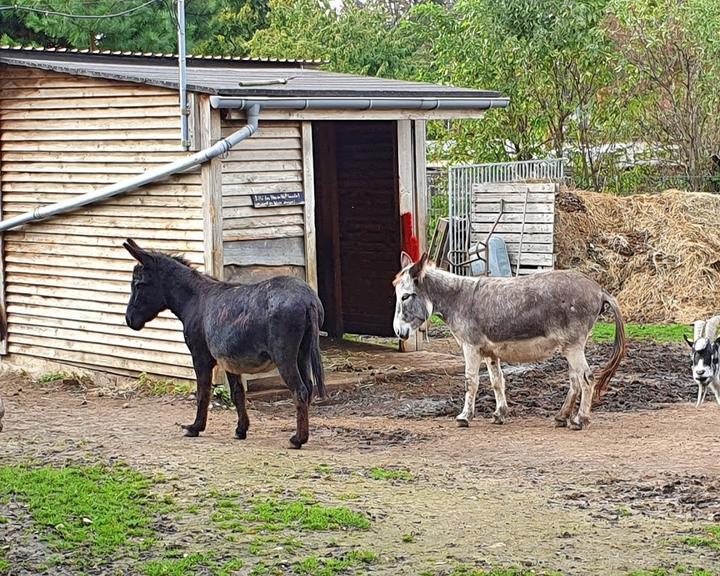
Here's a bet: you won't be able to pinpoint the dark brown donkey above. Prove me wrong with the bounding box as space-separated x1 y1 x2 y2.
123 239 326 448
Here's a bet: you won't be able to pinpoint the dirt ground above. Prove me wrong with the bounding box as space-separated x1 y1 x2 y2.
1 339 719 575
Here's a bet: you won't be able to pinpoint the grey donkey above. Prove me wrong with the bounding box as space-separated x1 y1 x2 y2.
393 253 626 429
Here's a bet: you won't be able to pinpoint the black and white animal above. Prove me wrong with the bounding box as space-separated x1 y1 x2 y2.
683 316 720 407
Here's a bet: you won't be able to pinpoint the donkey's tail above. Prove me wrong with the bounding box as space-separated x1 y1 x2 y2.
594 292 626 402
308 304 327 399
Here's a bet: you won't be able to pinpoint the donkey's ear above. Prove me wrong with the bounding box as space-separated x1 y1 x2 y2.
683 333 694 349
408 252 429 282
123 238 151 264
400 251 413 269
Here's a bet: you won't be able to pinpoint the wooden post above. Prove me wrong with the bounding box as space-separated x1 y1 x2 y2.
198 95 224 280
397 120 425 352
301 122 318 293
199 95 226 386
0 150 6 356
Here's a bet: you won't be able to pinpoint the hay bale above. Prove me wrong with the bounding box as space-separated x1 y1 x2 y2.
555 188 720 323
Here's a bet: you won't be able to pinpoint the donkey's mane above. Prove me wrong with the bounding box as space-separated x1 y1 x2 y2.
149 251 202 275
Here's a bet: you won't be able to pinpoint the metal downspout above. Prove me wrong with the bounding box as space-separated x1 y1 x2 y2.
177 0 189 150
0 105 261 233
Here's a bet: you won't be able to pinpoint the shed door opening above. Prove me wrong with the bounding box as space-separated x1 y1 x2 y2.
313 121 401 337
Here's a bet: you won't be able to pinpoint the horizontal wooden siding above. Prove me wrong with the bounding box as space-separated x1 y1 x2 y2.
0 65 201 379
221 119 306 284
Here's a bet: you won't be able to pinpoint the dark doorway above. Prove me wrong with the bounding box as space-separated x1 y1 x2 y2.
313 121 401 337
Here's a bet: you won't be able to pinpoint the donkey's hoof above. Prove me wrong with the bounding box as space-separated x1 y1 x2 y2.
289 435 304 449
569 417 589 431
456 416 470 428
181 425 200 437
235 428 247 440
554 417 567 428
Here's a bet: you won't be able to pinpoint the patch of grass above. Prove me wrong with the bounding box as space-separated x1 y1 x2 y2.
314 464 334 475
0 464 162 561
249 563 283 576
682 524 720 551
136 372 194 397
294 550 376 576
337 492 359 501
217 559 245 576
617 505 632 518
143 553 245 576
401 533 415 543
143 553 212 576
429 314 446 327
368 467 414 482
245 496 370 531
249 535 302 556
626 569 715 576
593 323 691 344
444 568 564 576
36 371 73 383
0 557 9 574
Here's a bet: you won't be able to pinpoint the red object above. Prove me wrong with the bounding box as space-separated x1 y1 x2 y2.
401 212 420 261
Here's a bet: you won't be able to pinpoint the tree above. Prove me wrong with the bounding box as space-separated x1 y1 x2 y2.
607 0 720 191
245 0 420 77
0 0 268 54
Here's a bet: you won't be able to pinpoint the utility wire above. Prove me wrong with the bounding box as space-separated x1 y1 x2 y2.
0 0 160 18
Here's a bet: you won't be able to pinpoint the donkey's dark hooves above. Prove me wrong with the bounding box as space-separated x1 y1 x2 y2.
182 426 200 437
235 429 247 440
289 436 303 449
569 419 588 431
456 417 469 428
554 418 567 428
491 414 507 425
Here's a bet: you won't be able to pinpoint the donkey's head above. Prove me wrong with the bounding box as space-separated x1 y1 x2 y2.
123 239 168 331
393 252 432 340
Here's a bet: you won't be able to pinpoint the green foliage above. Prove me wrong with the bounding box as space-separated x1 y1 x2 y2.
682 525 720 551
592 323 691 343
136 372 194 396
0 0 268 55
368 467 414 482
0 464 161 562
246 496 370 531
294 550 376 576
36 371 73 383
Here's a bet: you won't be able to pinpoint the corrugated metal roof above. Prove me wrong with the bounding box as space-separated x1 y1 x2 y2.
0 47 504 100
0 44 324 65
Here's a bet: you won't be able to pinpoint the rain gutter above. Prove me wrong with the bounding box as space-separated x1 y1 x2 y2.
209 96 509 111
0 105 260 233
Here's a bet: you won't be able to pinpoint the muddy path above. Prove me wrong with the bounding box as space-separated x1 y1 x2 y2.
1 341 719 575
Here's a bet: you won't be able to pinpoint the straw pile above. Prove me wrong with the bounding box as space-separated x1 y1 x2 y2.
555 188 720 323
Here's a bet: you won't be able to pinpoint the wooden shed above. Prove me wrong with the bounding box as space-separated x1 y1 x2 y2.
0 46 507 380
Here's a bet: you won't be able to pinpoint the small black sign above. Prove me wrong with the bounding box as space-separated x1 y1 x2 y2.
251 191 305 208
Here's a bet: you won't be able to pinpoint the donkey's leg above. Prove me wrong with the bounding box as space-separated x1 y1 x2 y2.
456 343 481 427
281 363 310 449
486 357 509 424
555 365 581 427
566 347 593 430
227 372 250 440
182 353 216 437
706 380 720 405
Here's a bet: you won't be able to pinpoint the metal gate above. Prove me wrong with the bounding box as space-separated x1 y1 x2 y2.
447 159 565 275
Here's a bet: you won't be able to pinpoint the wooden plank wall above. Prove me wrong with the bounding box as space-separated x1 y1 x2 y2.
471 182 556 275
0 64 201 379
220 118 307 284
